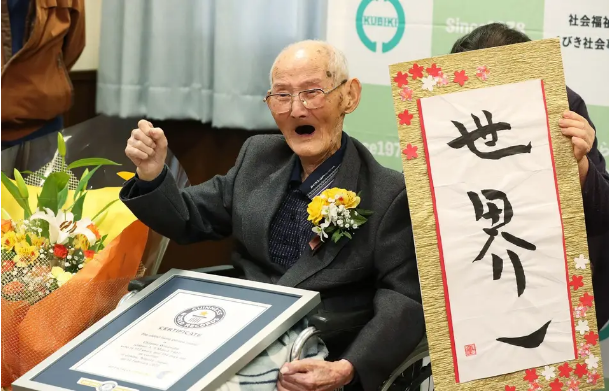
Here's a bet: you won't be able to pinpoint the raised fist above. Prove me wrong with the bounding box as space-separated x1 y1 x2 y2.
125 120 168 181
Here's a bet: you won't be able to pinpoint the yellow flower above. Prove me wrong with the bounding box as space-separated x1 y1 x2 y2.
320 188 341 201
339 191 360 209
73 234 90 250
51 266 64 278
15 232 26 244
321 188 360 209
56 271 73 287
307 196 326 225
2 231 17 251
29 234 47 248
14 242 39 265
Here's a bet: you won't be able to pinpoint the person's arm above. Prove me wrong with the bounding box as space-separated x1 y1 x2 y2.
128 166 168 196
581 142 609 238
120 137 252 244
62 0 86 70
565 90 609 238
340 189 425 390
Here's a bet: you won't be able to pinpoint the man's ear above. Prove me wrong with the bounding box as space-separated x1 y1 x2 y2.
343 78 362 114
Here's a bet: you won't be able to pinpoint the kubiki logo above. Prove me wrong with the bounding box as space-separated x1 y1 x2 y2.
356 0 405 53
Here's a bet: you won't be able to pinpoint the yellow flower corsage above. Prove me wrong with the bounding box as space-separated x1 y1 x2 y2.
307 187 372 243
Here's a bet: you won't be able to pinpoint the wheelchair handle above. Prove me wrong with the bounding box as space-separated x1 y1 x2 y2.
288 326 320 362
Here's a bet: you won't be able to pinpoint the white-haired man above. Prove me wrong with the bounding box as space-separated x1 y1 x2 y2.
121 40 425 391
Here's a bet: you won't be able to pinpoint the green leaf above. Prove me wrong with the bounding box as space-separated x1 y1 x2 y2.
67 158 120 170
325 225 337 234
1 172 32 217
94 234 108 252
57 182 69 210
344 231 352 240
331 230 342 243
92 199 118 221
71 192 87 221
93 210 108 227
356 209 374 217
13 169 28 198
352 215 368 226
37 172 70 214
1 208 11 220
38 220 50 239
25 234 32 245
74 168 89 200
57 132 66 157
74 166 99 200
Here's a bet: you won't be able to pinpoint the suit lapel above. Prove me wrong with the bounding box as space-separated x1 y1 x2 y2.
277 138 361 288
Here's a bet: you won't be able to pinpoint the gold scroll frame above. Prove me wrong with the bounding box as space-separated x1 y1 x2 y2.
389 38 604 391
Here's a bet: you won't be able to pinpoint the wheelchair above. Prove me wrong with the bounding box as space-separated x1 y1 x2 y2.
119 265 433 391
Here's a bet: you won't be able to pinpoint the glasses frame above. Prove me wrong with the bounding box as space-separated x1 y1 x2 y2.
263 79 348 113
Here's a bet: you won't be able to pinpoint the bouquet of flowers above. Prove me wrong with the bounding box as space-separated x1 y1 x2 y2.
1 133 149 387
1 133 119 303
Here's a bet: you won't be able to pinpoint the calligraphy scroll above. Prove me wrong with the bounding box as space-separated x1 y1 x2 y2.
390 38 604 390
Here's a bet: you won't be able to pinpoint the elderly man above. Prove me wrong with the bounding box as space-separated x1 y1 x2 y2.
120 40 424 391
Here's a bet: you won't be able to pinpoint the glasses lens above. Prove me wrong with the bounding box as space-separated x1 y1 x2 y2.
267 95 291 114
300 90 325 110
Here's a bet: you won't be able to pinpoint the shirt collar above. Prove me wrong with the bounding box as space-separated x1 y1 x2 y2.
290 132 348 197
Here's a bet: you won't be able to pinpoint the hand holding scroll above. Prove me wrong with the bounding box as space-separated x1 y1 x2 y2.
559 110 596 187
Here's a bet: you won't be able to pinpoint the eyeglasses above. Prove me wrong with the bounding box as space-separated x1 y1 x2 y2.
264 80 347 114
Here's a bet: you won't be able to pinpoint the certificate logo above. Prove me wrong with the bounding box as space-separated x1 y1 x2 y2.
96 381 118 391
174 306 225 328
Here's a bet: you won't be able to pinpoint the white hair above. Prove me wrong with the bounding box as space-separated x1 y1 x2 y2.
269 40 349 86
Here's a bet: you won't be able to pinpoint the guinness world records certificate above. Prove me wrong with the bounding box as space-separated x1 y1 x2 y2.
72 290 271 390
13 270 320 391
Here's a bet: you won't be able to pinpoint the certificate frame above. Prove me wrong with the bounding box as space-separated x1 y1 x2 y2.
12 269 321 391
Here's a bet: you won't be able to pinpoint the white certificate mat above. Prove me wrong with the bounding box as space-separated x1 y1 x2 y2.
71 289 270 390
419 79 576 383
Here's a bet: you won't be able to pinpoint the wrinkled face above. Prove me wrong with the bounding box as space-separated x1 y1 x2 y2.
268 46 350 161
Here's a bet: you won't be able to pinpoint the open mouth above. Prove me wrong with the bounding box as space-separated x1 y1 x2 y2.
295 125 316 135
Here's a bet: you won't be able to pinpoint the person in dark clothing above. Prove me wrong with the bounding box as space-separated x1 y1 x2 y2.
450 23 609 328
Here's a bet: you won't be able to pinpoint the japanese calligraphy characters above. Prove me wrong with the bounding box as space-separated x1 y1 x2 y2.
467 189 536 297
448 111 532 159
418 79 576 383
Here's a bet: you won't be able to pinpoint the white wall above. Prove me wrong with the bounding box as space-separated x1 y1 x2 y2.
72 0 103 71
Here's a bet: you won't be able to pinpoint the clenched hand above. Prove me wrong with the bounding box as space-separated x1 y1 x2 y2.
125 120 168 181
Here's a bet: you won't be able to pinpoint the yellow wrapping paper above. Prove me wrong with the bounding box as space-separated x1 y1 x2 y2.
1 183 136 244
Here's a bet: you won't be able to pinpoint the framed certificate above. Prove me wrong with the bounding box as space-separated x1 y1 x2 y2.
12 269 321 391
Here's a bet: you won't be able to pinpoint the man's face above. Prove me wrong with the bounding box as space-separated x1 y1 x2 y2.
269 46 347 160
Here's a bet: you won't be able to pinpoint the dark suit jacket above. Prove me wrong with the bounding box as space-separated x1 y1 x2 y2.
568 87 609 327
120 135 425 390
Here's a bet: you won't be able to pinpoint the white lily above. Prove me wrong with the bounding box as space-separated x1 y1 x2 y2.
30 208 96 245
312 226 329 240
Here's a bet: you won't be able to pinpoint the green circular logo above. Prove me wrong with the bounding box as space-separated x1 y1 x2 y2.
356 0 405 53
